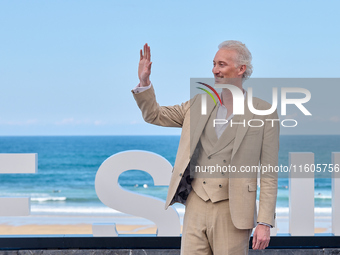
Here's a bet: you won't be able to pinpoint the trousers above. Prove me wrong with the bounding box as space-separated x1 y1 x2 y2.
181 190 252 255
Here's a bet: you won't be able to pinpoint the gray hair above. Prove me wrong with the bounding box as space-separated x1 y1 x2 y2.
218 40 253 81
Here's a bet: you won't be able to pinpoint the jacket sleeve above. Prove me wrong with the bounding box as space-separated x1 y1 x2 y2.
257 109 280 227
132 84 195 128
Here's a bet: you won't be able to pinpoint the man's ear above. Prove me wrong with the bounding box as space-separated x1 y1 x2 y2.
238 65 247 76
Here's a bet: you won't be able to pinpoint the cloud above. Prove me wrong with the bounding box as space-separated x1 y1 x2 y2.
0 119 38 126
55 118 107 126
55 118 75 125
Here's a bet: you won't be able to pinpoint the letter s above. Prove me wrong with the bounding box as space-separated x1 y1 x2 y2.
94 150 181 236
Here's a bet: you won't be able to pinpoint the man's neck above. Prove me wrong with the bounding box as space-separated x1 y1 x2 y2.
221 86 245 107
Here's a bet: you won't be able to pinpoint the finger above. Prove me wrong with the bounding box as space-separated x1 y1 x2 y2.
252 235 255 248
149 46 151 61
253 236 261 250
148 62 152 71
258 241 265 250
252 233 257 249
148 47 151 61
261 240 268 250
259 238 269 250
264 240 270 249
145 44 149 60
140 49 143 61
144 44 147 58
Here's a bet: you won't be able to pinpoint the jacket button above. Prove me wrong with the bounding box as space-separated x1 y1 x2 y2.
203 181 206 184
179 173 182 177
208 156 211 159
223 160 227 163
219 184 222 188
221 172 225 176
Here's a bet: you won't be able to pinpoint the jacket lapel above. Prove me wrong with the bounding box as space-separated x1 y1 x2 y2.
231 99 257 160
190 94 216 158
208 118 237 156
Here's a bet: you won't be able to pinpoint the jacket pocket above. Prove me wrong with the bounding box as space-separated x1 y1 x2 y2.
248 183 257 192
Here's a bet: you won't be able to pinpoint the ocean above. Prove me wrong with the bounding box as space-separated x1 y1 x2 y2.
0 135 339 223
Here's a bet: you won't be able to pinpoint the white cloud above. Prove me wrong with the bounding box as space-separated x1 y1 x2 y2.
55 118 107 126
55 118 75 125
0 119 38 126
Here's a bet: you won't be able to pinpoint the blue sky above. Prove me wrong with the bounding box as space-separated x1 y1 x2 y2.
0 0 339 135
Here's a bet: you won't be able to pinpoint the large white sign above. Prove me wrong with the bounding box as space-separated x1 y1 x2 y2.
0 153 37 216
93 150 181 236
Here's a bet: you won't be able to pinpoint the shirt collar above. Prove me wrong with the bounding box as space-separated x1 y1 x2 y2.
220 89 247 109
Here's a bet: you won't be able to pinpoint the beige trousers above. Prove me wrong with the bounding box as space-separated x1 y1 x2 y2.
181 190 252 255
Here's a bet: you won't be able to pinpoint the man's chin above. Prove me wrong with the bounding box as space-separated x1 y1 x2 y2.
214 77 240 85
214 78 223 84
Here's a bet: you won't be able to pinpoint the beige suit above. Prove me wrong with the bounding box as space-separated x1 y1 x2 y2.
133 84 279 254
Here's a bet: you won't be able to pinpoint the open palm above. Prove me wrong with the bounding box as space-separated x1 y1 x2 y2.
138 43 152 87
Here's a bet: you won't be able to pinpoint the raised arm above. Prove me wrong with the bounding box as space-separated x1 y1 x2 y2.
133 43 199 128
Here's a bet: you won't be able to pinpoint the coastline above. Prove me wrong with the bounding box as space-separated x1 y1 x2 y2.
0 223 158 235
0 213 332 235
0 136 337 236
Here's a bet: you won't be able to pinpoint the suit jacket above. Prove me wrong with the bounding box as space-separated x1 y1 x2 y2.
132 85 279 229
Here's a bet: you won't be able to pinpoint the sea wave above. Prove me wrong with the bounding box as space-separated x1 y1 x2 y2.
315 195 332 199
30 205 332 216
276 207 332 214
31 206 124 215
31 197 67 202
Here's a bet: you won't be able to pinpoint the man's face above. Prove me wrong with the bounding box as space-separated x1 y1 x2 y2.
212 49 245 83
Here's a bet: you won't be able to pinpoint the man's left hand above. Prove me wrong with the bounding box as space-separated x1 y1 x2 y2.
252 224 270 250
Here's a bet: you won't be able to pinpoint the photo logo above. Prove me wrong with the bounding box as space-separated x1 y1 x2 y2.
196 82 222 115
195 80 312 128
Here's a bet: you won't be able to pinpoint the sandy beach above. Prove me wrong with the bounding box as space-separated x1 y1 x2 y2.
0 223 329 235
0 223 158 235
0 214 332 235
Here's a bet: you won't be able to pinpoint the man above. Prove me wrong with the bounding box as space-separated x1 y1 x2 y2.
132 41 279 254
